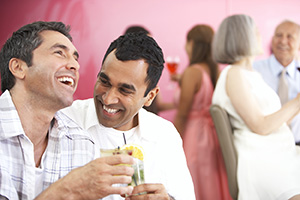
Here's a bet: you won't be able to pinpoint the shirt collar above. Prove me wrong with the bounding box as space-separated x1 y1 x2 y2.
54 111 94 141
83 99 102 130
270 54 298 77
0 90 25 139
0 90 90 141
93 107 158 142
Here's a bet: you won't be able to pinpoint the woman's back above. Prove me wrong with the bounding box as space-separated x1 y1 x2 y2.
213 65 300 200
176 64 231 200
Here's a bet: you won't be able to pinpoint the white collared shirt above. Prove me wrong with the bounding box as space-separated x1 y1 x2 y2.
0 90 95 200
253 54 300 142
62 98 196 200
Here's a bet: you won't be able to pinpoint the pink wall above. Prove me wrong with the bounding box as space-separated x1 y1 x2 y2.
1 0 300 121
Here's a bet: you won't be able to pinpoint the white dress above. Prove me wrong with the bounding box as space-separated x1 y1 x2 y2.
212 66 300 200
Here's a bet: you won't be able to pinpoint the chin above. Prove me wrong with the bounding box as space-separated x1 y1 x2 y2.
62 98 74 108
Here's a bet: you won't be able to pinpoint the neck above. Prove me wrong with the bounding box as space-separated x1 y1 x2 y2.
9 89 55 167
278 58 293 67
232 57 254 70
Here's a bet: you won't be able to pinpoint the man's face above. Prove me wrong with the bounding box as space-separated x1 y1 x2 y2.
24 30 79 110
93 51 157 131
271 22 300 66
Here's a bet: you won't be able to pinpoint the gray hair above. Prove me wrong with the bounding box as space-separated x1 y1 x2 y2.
212 14 258 64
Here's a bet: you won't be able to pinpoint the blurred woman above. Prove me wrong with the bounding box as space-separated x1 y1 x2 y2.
212 14 300 199
173 24 231 200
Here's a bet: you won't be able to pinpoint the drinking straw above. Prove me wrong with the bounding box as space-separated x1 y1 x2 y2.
123 132 138 185
132 174 138 186
123 133 127 145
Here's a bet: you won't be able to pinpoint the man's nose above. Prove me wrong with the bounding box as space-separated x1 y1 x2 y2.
102 88 119 105
280 35 288 44
66 57 80 72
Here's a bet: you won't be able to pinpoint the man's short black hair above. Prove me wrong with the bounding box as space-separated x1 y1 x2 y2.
101 32 164 96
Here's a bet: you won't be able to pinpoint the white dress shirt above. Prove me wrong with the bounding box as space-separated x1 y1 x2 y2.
253 54 300 143
62 98 196 200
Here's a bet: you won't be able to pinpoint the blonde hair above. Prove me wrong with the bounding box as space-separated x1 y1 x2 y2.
212 14 258 64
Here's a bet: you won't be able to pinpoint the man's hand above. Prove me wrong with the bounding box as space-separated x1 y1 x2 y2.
36 155 135 200
125 183 171 200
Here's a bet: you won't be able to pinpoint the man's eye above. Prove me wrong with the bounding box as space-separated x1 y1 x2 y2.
55 50 63 55
120 88 132 94
100 78 109 86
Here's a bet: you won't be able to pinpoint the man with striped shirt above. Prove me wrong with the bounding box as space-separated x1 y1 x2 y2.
0 21 135 200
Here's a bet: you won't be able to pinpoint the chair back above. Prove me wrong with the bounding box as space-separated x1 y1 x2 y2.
209 104 238 200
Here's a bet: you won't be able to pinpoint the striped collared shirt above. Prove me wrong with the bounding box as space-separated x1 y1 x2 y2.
0 90 95 199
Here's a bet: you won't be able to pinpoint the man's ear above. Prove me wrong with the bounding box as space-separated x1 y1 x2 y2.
144 86 160 107
9 58 27 79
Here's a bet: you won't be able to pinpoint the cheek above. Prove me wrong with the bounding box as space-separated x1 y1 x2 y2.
94 82 104 94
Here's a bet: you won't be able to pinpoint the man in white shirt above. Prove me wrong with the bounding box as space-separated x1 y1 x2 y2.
253 20 300 144
0 21 135 200
63 32 196 200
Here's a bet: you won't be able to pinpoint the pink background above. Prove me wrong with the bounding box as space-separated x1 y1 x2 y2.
1 0 300 121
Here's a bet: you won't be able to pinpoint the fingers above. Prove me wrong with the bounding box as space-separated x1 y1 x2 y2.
106 155 135 177
103 154 135 166
51 157 135 200
132 183 166 194
104 185 134 196
127 184 169 200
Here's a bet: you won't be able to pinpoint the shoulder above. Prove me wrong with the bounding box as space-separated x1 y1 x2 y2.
181 64 204 82
226 66 252 87
139 109 181 142
62 98 93 115
253 57 270 71
60 98 96 129
140 108 174 127
70 98 94 110
185 64 205 74
226 65 238 80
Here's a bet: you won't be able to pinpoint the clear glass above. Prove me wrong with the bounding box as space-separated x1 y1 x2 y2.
100 148 145 186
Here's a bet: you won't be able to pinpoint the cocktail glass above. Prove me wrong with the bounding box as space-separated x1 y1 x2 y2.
166 56 179 75
166 56 180 89
100 148 145 187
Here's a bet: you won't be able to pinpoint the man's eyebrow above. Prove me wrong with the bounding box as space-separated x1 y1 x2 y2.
51 43 79 59
98 72 136 92
99 72 109 80
119 83 136 92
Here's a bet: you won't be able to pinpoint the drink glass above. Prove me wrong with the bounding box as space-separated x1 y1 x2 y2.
166 56 180 89
100 148 144 186
166 56 179 75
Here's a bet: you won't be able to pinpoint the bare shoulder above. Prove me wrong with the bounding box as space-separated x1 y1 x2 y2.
182 65 203 79
227 66 245 82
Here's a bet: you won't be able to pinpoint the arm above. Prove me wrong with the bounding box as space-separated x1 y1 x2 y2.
173 67 202 137
227 67 300 135
35 155 135 200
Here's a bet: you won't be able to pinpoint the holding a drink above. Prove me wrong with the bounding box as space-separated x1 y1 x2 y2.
100 144 145 188
166 56 180 74
166 56 180 89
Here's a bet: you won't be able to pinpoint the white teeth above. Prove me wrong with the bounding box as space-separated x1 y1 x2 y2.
103 105 118 114
58 77 74 86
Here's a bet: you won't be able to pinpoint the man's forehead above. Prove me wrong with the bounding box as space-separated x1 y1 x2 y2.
276 22 299 33
40 30 74 46
39 30 78 54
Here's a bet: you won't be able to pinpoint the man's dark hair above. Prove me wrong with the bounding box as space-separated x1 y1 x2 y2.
0 21 72 92
124 25 150 35
101 32 164 96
